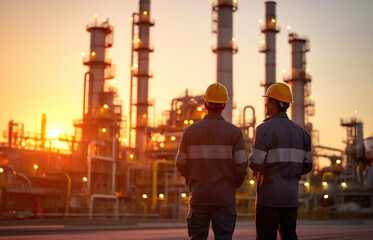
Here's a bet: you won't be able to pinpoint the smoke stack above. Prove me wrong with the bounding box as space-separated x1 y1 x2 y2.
41 113 46 149
260 1 280 118
260 1 279 91
134 0 154 165
285 33 312 130
212 0 238 123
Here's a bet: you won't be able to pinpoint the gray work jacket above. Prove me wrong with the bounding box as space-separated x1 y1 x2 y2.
176 113 248 206
249 112 312 207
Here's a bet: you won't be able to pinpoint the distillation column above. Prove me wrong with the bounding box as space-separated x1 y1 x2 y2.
134 0 154 165
285 33 312 130
260 1 279 92
80 17 118 156
212 0 238 123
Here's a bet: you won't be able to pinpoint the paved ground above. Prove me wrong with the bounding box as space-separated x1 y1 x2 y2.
0 220 372 239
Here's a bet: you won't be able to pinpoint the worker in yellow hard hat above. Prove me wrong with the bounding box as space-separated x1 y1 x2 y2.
176 82 248 240
249 82 312 240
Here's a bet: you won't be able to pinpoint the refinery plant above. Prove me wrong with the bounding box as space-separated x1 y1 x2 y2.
0 0 372 221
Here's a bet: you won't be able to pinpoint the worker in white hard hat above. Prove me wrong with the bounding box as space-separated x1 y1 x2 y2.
176 82 248 240
249 82 312 240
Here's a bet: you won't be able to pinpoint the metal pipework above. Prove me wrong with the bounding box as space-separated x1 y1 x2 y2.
135 0 154 165
285 33 311 129
212 0 238 123
89 194 119 220
87 137 117 194
83 72 93 117
260 1 280 92
150 159 174 210
62 171 71 217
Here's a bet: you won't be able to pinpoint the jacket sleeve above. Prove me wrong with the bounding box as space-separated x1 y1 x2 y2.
175 129 189 184
249 125 267 174
232 131 248 188
302 132 313 175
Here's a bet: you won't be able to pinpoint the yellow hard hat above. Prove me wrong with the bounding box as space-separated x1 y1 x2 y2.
263 82 293 103
203 82 229 103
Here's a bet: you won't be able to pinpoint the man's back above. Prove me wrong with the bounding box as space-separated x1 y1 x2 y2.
250 112 312 207
176 113 247 206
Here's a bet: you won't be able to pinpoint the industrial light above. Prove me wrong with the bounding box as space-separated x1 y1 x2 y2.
249 180 255 185
142 194 148 199
197 107 202 112
181 193 187 198
91 52 96 56
129 154 134 159
33 164 38 170
322 181 328 187
21 142 26 147
103 104 109 109
83 177 88 182
323 194 329 199
271 18 276 23
159 193 165 199
142 114 147 119
341 182 347 188
121 138 127 143
0 168 4 173
137 38 141 43
184 120 188 125
336 159 341 164
177 109 182 114
151 136 157 141
189 120 194 124
171 136 176 141
143 11 148 16
304 182 310 187
101 128 107 133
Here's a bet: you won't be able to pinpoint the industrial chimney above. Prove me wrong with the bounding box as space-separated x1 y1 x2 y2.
133 0 154 166
212 0 238 123
285 33 314 132
76 16 121 159
260 1 279 93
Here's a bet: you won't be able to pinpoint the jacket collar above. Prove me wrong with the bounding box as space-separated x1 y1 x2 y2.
204 113 225 120
263 112 289 122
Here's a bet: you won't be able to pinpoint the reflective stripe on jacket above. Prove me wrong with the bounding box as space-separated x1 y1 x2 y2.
176 113 248 206
249 112 312 207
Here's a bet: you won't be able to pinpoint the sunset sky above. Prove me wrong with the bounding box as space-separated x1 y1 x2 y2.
0 0 372 152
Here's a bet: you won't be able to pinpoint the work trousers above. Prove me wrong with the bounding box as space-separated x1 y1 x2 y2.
255 204 298 240
187 204 237 240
